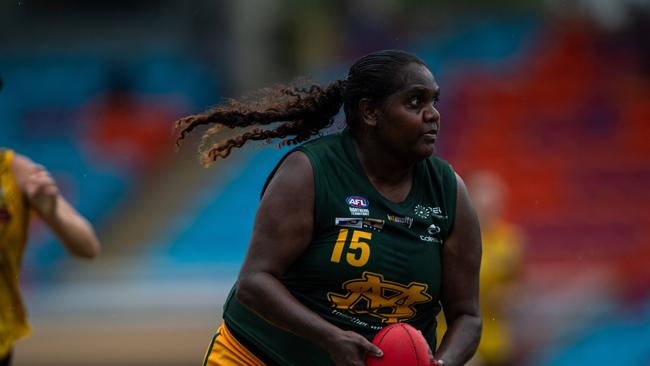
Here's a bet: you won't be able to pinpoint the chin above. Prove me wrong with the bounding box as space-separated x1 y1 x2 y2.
416 145 436 159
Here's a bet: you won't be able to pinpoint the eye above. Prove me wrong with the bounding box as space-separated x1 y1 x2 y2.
408 94 440 109
408 96 422 108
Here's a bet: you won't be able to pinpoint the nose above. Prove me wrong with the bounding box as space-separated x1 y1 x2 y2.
424 105 440 127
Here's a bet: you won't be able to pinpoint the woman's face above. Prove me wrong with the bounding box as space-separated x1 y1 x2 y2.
374 63 440 161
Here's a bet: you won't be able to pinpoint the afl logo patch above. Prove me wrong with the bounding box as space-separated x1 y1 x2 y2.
346 196 369 208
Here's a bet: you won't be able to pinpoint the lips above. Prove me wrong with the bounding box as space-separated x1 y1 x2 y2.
423 129 438 138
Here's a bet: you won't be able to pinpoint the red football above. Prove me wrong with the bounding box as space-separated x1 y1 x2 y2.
366 323 435 366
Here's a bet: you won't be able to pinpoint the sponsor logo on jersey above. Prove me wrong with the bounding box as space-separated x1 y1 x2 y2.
346 196 369 208
414 205 430 219
331 309 383 331
427 224 441 235
386 214 413 228
414 205 447 220
419 235 442 244
421 223 442 243
335 217 363 229
335 217 384 231
362 218 384 231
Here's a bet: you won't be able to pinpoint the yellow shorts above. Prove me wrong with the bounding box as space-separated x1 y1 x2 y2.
202 323 266 366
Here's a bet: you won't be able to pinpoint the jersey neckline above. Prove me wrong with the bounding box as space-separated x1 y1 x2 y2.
340 130 423 210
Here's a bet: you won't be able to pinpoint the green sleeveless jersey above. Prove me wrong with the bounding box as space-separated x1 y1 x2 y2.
223 130 457 366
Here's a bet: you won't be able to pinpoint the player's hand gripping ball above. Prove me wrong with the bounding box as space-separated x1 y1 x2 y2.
366 323 442 366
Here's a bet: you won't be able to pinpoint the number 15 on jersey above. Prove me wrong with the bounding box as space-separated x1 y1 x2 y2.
330 229 372 267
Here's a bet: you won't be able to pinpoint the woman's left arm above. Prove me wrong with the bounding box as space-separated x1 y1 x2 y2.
434 173 482 366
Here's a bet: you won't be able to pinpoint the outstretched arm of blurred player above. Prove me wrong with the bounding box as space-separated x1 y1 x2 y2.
435 173 482 366
13 154 101 259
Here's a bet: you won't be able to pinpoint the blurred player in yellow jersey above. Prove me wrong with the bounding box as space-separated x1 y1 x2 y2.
0 78 101 366
438 170 525 366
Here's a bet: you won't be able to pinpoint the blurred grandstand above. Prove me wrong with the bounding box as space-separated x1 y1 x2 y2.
1 1 649 365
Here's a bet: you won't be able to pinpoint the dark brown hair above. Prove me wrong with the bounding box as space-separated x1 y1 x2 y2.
174 50 425 165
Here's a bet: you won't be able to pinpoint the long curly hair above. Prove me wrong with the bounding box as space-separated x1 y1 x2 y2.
174 50 425 165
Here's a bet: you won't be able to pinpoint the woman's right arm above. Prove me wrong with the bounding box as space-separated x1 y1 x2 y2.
13 153 101 259
236 151 382 366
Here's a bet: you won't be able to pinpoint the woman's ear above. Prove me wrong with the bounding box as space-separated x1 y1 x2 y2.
359 98 378 127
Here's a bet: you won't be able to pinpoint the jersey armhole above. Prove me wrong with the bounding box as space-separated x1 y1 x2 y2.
259 147 323 226
446 164 458 236
259 149 296 199
294 147 325 227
